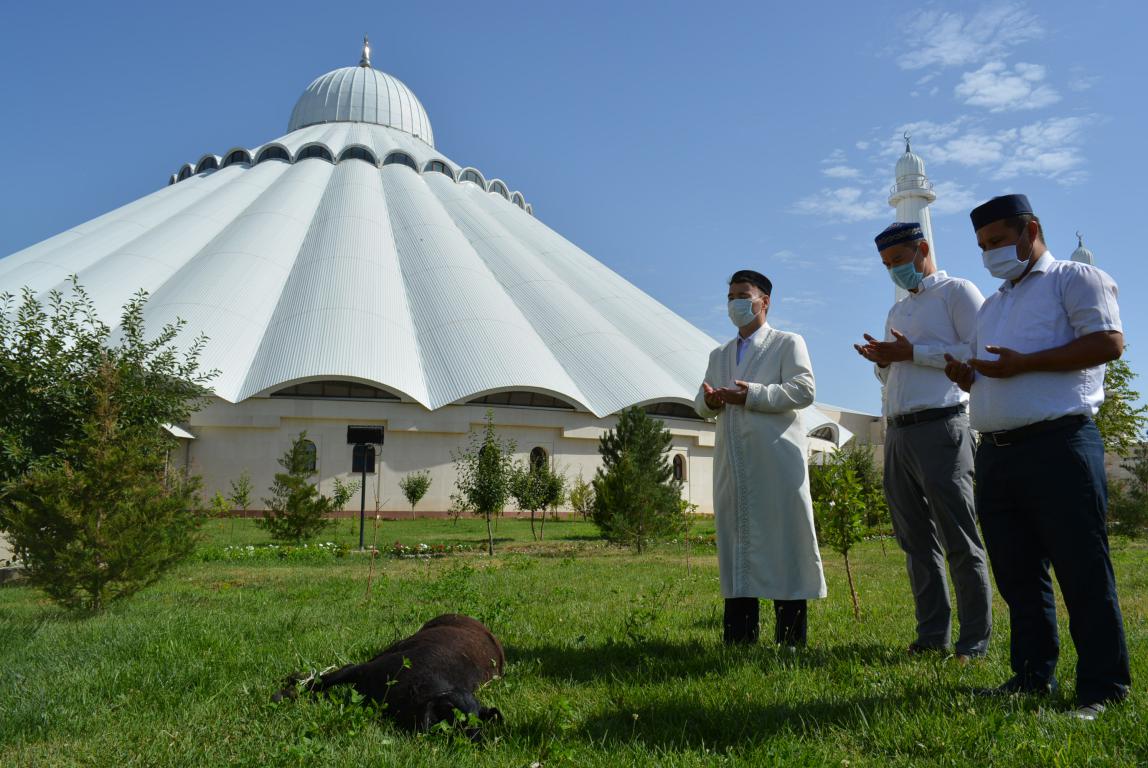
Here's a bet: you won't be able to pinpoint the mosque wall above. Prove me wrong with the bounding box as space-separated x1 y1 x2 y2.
183 397 718 516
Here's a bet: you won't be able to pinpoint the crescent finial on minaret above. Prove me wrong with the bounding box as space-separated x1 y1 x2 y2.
1077 230 1084 247
359 35 371 68
904 131 912 153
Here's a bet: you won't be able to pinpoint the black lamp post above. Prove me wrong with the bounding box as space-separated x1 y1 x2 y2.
347 425 385 550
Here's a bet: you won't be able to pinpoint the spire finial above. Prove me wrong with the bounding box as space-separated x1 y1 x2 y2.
904 131 912 153
359 35 371 68
1076 230 1084 247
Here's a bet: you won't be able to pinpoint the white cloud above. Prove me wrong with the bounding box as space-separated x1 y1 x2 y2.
855 141 870 151
955 61 1060 112
838 254 878 275
771 249 811 267
1067 70 1099 92
897 3 1044 70
930 180 980 215
821 149 848 164
790 187 886 224
823 165 862 179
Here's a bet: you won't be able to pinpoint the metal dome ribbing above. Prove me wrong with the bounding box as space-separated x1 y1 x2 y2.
287 41 434 145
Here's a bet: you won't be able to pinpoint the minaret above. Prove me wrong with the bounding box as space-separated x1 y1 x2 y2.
1071 231 1095 265
888 133 938 300
889 134 938 259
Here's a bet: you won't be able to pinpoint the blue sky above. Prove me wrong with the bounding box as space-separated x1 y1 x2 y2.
1 0 1145 414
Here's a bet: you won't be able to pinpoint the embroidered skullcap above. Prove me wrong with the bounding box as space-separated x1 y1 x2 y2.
970 194 1033 230
874 222 925 250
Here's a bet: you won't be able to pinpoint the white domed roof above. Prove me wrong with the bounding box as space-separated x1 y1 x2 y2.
895 149 925 179
1071 232 1094 265
288 40 433 146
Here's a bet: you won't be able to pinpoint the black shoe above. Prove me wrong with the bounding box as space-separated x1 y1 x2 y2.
974 674 1058 698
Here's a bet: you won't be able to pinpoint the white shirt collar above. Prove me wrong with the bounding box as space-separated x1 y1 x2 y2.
911 270 947 295
999 251 1055 292
736 321 770 345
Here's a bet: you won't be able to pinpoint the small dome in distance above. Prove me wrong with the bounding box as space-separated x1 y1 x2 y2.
1071 232 1095 265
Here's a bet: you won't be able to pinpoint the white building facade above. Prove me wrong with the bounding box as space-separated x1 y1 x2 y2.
0 43 872 515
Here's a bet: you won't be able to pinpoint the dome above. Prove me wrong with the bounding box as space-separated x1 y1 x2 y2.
895 149 926 179
1071 232 1094 265
0 119 716 417
287 39 433 146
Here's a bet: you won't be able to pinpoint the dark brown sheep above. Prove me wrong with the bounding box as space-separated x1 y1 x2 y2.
273 614 504 734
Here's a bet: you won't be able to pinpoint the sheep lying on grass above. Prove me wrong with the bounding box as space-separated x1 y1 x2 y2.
273 613 504 735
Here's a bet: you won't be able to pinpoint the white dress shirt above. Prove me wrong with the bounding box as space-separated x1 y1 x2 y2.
876 271 984 418
736 323 768 366
969 252 1122 432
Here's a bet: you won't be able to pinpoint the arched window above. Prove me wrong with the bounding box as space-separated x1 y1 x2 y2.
488 180 509 199
383 152 418 171
177 165 193 181
223 149 252 167
525 203 534 216
424 160 455 179
530 447 549 472
352 444 376 474
809 426 837 442
297 145 334 163
673 454 687 482
466 391 575 410
459 169 485 187
300 439 318 473
256 146 290 164
511 192 526 209
642 402 706 421
196 156 219 174
338 146 377 165
271 381 400 400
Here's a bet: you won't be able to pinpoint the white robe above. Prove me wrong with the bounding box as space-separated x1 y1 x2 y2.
694 325 827 600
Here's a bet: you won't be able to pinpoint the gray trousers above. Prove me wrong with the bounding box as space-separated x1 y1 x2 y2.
884 412 993 656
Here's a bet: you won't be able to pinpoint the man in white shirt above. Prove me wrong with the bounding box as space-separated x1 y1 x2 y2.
945 194 1131 720
854 222 993 662
695 270 827 647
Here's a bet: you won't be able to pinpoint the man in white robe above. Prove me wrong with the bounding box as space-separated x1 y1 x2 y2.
695 270 827 646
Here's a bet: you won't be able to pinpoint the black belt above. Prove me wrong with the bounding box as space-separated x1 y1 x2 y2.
981 414 1088 448
888 404 966 429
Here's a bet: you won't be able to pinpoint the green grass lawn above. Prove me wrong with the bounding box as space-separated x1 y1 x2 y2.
1 519 1145 767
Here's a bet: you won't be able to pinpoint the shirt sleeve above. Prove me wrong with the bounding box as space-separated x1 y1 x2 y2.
911 280 985 368
746 334 816 413
1064 265 1122 337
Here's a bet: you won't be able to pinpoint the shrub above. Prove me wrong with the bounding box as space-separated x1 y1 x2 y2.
592 407 687 552
0 280 213 612
568 472 595 522
398 470 432 515
258 433 357 543
450 411 516 555
812 454 866 621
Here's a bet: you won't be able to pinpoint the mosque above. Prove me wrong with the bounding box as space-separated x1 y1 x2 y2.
0 40 885 515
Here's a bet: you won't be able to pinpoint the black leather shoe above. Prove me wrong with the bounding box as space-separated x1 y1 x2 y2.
974 674 1058 697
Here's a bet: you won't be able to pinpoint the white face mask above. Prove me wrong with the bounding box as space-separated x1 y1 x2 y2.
727 298 759 328
982 230 1032 280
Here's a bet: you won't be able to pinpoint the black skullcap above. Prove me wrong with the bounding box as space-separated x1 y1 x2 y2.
970 194 1033 230
874 222 925 250
729 270 772 296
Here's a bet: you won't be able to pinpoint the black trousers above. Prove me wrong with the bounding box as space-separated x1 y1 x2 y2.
976 418 1131 705
723 597 807 646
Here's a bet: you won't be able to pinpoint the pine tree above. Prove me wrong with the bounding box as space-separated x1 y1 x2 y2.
592 407 686 552
1095 350 1148 457
258 432 355 543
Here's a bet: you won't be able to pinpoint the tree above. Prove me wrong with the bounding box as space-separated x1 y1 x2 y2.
398 470 432 516
3 362 203 612
0 280 213 612
1096 351 1148 458
568 472 595 522
835 442 888 534
258 432 356 543
812 456 866 621
450 411 516 556
1109 442 1148 538
510 461 566 541
592 407 687 552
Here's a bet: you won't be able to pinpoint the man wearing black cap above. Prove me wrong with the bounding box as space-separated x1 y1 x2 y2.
695 270 827 648
855 222 993 663
945 194 1131 720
